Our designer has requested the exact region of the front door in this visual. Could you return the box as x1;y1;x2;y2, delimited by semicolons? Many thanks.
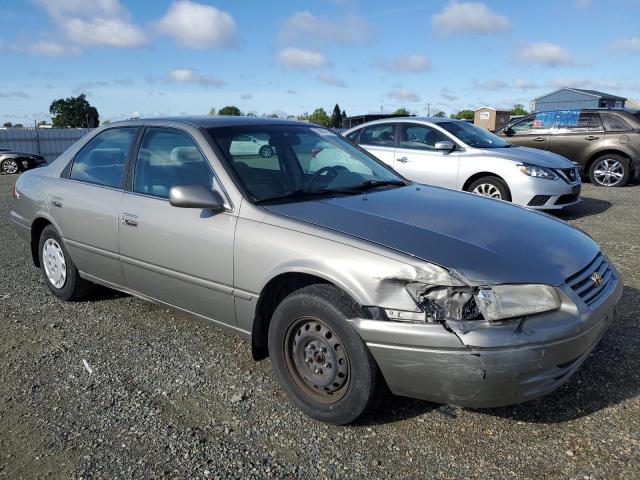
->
548;111;603;163
502;113;551;150
49;127;138;285
118;127;237;326
393;123;460;188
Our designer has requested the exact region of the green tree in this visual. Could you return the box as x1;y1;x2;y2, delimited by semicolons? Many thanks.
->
208;107;217;116
450;109;474;120
308;108;330;127
49;94;99;128
433;111;446;118
510;104;529;116
13;123;24;128
330;103;342;128
36;120;49;127
218;106;242;116
101;119;111;125
3;122;12;128
393;108;410;115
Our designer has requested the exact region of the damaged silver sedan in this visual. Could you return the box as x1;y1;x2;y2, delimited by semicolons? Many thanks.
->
10;117;622;425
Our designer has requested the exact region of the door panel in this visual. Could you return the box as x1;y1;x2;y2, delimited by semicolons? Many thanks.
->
118;126;237;326
393;123;460;188
502;114;550;150
548;112;603;163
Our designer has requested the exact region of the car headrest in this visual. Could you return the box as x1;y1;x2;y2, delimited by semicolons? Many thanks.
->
87;148;124;167
170;146;200;163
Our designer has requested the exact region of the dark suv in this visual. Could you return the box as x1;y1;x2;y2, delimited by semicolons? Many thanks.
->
496;109;640;187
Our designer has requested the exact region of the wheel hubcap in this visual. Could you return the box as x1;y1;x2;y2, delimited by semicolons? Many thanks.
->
284;317;349;402
473;183;502;199
594;159;624;186
42;238;67;289
2;160;18;174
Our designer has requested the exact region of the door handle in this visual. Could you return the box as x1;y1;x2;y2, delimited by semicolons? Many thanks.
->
121;213;138;228
533;137;546;142
585;135;599;141
51;200;63;208
396;157;409;163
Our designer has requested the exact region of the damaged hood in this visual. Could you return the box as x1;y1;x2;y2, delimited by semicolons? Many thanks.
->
263;185;599;285
480;146;574;168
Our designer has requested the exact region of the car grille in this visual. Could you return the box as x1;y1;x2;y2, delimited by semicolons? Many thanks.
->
553;167;579;184
565;252;615;307
528;195;551;206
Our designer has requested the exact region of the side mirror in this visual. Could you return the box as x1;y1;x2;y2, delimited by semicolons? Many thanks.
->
503;126;514;136
434;140;455;152
169;184;226;211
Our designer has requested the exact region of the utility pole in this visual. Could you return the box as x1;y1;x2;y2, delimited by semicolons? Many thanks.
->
427;103;431;116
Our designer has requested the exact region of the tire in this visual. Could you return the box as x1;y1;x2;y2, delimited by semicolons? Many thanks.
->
468;176;511;201
1;159;19;174
38;225;92;301
588;154;630;187
268;284;379;425
259;145;273;158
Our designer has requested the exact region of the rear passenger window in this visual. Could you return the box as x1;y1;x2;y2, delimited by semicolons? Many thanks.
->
133;128;214;199
359;124;396;147
70;128;137;188
600;113;632;132
345;130;360;142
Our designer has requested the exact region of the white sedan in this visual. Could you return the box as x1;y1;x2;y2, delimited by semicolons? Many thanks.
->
229;134;274;158
343;117;581;209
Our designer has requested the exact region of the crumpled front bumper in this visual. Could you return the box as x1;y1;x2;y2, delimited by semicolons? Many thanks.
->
350;278;623;408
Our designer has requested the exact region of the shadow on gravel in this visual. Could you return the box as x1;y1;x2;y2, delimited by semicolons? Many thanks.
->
553;196;611;221
85;285;129;301
356;388;439;426
475;285;640;424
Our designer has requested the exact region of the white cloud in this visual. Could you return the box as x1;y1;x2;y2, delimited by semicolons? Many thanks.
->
277;47;329;70
279;11;370;46
392;54;430;73
0;91;30;99
31;0;146;53
548;77;590;89
518;42;575;67
432;1;510;36
317;73;346;87
240;93;253;100
155;1;237;48
166;69;226;86
514;79;539;90
472;78;507;91
388;88;422;103
612;37;640;53
440;87;458;101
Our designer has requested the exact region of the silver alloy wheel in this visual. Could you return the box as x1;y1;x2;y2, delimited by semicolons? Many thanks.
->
593;158;624;186
473;183;502;199
1;159;18;174
42;238;67;289
260;146;272;158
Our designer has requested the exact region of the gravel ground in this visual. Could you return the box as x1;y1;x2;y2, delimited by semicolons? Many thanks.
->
1;173;639;479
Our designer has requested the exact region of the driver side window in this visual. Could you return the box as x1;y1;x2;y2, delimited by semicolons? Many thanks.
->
399;124;449;150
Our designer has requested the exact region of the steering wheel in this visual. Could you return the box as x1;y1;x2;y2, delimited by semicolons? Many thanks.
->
306;165;348;188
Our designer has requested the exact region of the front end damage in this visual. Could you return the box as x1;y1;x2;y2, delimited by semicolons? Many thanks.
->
349;262;623;408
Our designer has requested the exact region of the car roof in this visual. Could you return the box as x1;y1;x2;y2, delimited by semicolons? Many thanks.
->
107;116;312;129
346;116;458;129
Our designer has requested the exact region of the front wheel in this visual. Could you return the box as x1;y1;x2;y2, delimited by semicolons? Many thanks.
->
589;154;630;187
268;284;379;425
468;176;511;201
1;159;19;174
259;145;273;158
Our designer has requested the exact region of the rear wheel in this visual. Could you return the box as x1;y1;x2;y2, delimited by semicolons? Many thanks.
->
268;284;379;425
38;225;92;300
468;176;511;201
589;154;630;187
259;145;273;158
1;159;19;174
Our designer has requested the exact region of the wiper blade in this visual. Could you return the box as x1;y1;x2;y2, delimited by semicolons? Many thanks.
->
256;188;359;204
350;179;408;190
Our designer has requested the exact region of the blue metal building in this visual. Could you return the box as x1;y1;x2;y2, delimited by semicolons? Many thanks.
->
530;88;626;112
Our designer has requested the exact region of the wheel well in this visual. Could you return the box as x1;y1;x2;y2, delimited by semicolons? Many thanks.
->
30;218;52;267
251;272;331;360
462;172;508;193
585;150;631;175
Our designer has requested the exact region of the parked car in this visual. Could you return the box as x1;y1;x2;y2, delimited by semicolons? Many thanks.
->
228;133;274;158
495;109;640;187
11;117;622;425
0;148;46;174
344;118;581;210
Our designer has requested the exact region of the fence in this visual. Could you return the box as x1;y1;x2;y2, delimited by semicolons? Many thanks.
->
0;127;93;164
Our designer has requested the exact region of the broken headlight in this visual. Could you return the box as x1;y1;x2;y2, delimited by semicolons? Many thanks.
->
385;283;560;323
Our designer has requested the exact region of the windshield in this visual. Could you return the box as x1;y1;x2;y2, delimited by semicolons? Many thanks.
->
438;121;510;148
208;125;405;202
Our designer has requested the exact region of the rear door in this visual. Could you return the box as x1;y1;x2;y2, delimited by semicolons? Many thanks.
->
392;123;460;188
502;113;551;150
355;123;397;167
548;111;603;164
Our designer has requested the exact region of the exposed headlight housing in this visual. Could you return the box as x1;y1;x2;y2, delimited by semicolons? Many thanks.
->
518;163;557;180
385;283;560;323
